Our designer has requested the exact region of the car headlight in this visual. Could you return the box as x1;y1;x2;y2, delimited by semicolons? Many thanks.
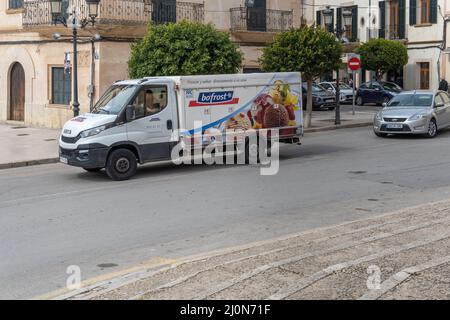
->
375;113;382;121
80;125;107;138
408;114;427;121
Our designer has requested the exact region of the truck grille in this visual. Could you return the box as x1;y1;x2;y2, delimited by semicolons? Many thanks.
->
61;135;80;144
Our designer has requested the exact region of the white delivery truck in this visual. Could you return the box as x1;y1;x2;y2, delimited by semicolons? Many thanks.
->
59;72;303;180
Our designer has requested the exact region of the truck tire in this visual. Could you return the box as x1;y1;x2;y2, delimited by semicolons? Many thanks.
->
105;149;137;181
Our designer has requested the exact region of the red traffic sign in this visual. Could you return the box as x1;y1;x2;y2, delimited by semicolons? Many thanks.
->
348;56;361;71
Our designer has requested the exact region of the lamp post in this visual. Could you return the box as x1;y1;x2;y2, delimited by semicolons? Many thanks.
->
322;6;353;125
50;0;101;117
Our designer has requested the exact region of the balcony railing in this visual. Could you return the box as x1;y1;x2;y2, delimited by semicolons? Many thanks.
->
22;0;203;28
230;7;293;33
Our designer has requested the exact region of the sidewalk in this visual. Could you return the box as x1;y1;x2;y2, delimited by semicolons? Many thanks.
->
306;104;379;132
0;106;377;169
57;199;450;300
0;122;60;169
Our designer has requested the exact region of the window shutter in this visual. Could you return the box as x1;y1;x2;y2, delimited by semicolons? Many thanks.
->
316;10;322;27
409;0;416;25
430;0;438;24
329;9;335;34
398;0;406;38
379;1;386;38
351;6;358;42
336;8;342;36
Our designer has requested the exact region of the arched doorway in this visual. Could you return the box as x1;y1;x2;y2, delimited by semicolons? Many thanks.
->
9;62;25;121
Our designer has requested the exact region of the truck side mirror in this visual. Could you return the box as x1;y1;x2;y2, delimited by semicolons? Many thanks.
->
125;105;136;122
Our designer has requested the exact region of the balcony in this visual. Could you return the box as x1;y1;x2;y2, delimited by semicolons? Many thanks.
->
380;25;407;40
22;0;204;36
230;7;293;33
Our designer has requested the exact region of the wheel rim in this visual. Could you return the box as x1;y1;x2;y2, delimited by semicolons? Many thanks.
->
115;157;130;173
428;121;437;136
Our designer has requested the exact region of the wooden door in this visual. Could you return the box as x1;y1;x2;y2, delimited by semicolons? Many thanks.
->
9;62;25;122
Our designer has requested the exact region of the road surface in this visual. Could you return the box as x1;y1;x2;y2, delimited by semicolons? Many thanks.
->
2;126;450;299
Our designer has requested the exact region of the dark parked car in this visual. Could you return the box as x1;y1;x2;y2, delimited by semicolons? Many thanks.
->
356;81;402;106
302;82;337;110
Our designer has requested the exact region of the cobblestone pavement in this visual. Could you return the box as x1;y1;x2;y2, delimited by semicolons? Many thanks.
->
60;200;450;300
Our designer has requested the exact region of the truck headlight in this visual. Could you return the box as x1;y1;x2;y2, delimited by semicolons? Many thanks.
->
408;114;427;121
80;125;107;138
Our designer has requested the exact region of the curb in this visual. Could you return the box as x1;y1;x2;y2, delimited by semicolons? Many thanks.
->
304;121;372;133
0;122;371;171
0;157;59;170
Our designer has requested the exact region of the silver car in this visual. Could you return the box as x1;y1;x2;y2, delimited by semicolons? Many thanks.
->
319;82;354;103
373;90;450;138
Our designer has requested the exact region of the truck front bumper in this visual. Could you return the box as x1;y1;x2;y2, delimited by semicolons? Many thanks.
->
59;145;109;169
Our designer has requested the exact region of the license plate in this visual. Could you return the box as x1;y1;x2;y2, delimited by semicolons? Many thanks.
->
387;123;403;129
325;99;334;102
60;156;68;164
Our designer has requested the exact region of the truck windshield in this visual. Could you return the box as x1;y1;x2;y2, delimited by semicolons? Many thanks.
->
92;85;137;115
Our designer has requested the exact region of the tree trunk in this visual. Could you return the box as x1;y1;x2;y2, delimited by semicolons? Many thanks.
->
304;79;313;128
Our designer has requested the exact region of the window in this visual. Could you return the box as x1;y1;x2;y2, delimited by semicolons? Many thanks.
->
51;67;71;105
9;0;23;9
435;93;444;106
440;92;450;104
131;86;168;119
419;0;431;23
418;62;430;89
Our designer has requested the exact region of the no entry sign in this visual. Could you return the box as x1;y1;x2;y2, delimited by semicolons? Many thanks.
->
348;56;361;71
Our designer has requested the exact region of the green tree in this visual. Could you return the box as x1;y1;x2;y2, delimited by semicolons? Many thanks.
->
128;21;242;78
356;38;408;80
260;26;343;128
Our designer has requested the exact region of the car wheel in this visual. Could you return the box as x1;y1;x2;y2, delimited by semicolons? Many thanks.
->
356;96;364;106
374;131;387;137
83;167;102;172
425;119;438;138
106;149;137;181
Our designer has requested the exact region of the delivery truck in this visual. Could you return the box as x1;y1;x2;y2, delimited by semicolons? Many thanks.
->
59;72;303;180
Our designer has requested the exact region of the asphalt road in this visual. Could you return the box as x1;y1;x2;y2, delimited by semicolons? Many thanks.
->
2;126;450;299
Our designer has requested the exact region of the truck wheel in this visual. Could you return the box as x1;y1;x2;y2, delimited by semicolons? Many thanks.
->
83;167;102;172
105;149;137;181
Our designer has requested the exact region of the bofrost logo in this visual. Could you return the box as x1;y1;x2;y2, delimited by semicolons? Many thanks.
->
170;121;280;175
189;91;239;107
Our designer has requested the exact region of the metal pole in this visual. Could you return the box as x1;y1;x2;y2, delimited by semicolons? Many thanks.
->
335;67;341;125
352;71;356;115
72;26;80;117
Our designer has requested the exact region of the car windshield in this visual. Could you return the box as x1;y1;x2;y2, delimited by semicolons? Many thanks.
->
339;83;351;89
387;93;433;107
382;82;402;92
92;85;138;115
311;84;325;92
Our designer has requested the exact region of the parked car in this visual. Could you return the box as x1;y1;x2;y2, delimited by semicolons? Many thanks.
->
356;81;402;106
373;90;450;138
319;81;354;104
302;82;337;110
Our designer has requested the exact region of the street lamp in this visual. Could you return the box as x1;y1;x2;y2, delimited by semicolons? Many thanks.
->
322;6;353;125
51;0;101;117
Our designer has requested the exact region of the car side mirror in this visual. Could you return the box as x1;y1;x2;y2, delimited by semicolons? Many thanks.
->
435;102;444;108
382;102;387;107
125;105;136;121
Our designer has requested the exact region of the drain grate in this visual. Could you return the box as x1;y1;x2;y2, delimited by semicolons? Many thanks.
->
11;126;27;129
17;133;29;136
44;139;57;141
